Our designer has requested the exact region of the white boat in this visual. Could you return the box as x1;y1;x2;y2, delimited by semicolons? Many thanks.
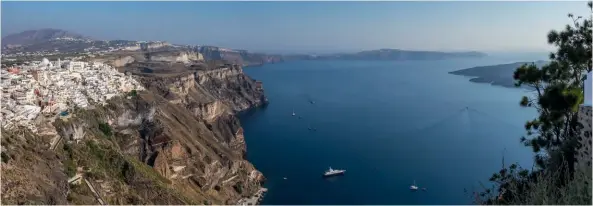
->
292;109;296;116
323;167;345;177
410;180;419;191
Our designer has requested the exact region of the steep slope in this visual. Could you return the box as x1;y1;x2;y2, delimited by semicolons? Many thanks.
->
1;61;268;205
1;128;69;205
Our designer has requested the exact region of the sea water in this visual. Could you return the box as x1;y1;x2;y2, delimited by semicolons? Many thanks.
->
240;54;544;204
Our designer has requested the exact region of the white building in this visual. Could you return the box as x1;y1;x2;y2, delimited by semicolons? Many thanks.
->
67;61;86;72
41;58;52;68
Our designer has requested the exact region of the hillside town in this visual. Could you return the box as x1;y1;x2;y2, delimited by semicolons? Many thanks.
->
1;57;145;133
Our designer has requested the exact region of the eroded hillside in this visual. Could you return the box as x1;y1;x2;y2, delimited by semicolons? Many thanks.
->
1;59;268;205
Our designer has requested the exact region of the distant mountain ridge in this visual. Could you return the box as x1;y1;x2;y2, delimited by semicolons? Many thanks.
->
449;60;549;88
1;29;170;54
2;28;487;64
2;28;91;46
292;49;486;61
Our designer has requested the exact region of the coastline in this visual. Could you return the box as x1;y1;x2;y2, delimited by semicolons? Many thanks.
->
237;188;268;205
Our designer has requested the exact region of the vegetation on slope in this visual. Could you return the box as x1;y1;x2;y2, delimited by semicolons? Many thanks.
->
1;128;69;205
476;2;592;204
0;96;198;205
51;96;198;205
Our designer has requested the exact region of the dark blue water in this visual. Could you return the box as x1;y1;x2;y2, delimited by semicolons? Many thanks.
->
239;55;543;205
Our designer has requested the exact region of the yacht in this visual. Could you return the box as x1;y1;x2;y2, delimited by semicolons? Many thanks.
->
323;167;345;177
410;180;419;191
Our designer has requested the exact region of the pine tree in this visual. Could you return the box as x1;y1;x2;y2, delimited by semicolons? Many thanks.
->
514;1;591;171
478;2;592;204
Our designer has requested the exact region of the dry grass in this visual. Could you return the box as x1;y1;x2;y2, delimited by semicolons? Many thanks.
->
504;164;592;205
476;158;592;205
1;128;69;205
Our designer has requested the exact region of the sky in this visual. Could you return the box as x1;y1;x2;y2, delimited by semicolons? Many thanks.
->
1;1;590;54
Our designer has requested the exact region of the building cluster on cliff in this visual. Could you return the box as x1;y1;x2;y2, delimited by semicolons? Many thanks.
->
1;57;145;132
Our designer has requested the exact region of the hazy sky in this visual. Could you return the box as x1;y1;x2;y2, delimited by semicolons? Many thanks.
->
1;1;590;54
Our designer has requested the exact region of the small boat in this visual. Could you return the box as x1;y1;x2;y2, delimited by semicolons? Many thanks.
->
310;100;315;104
323;167;345;177
410;180;419;191
283;177;288;180
292;109;296;116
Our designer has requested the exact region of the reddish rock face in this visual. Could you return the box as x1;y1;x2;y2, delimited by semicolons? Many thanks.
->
171;141;184;160
152;152;171;178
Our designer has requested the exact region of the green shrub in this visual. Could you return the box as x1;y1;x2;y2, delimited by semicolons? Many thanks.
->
65;159;77;178
233;182;243;194
129;90;137;97
63;144;73;158
98;122;112;137
1;152;10;163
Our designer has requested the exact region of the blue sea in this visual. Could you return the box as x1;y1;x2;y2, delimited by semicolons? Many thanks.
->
239;54;545;205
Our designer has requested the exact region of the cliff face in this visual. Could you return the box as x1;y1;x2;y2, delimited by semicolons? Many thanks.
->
137;64;267;156
91;48;206;69
151;51;204;63
97;51;205;68
123;41;171;51
132;64;268;204
1;62;267;205
198;46;283;66
139;64;267;112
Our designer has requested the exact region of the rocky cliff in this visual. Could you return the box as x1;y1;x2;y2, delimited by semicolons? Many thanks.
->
1;61;268;205
198;46;283;67
92;49;205;68
135;63;268;156
150;50;204;64
123;41;171;51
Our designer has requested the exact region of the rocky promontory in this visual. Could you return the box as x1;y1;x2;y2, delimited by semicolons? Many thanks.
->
449;60;548;88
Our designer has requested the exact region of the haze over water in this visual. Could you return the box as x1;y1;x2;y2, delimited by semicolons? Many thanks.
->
239;54;544;204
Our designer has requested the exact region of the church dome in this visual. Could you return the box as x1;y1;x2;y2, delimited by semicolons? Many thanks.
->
41;58;50;65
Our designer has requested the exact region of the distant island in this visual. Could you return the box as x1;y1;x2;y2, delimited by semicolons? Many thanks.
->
285;49;487;61
449;60;548;88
